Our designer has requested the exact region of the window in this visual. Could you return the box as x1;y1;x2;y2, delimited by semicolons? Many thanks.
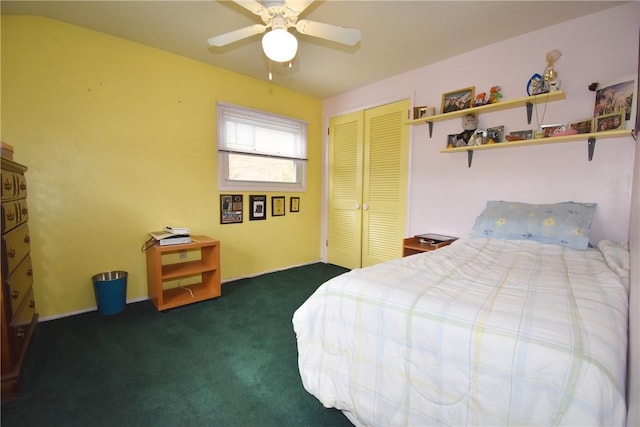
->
217;102;307;191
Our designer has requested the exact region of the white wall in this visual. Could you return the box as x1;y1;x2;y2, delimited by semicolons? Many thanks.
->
628;119;639;427
322;3;639;246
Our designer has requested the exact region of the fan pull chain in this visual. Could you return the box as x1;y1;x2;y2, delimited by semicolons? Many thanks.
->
268;60;273;81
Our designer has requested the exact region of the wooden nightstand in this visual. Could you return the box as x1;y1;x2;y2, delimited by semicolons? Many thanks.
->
402;235;457;257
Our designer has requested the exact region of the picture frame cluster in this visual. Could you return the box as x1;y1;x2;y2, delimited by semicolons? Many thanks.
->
220;195;300;224
555;77;633;136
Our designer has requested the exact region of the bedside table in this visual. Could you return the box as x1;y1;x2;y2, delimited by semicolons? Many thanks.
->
402;236;456;257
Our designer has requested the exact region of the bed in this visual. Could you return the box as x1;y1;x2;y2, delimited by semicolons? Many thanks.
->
293;201;630;426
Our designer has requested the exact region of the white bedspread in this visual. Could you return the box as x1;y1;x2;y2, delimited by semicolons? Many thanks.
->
293;238;629;426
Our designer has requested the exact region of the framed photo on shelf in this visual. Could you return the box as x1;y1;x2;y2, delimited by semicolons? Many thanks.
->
290;197;300;213
595;112;625;132
441;86;475;114
220;194;243;224
446;134;458;149
507;130;534;141
413;106;428;119
485;125;505;143
540;123;565;138
249;195;266;220
569;118;593;134
271;196;285;217
593;75;637;123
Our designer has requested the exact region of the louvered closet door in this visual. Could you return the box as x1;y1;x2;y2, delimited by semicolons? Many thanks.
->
361;99;409;267
327;100;409;269
327;110;364;269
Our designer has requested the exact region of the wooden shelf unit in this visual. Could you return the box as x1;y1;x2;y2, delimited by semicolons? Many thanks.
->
146;235;221;311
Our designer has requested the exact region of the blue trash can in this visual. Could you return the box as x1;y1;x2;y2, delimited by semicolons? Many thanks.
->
92;271;127;315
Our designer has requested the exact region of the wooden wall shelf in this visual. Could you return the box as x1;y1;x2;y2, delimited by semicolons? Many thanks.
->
407;91;566;129
440;129;633;166
406;90;634;166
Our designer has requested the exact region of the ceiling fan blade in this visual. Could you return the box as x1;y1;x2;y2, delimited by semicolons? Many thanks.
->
231;0;267;16
295;19;360;46
284;0;314;15
207;24;267;47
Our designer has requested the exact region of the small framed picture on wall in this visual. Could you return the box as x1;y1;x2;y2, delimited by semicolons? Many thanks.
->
290;197;300;213
220;194;243;224
271;196;285;217
249;195;266;220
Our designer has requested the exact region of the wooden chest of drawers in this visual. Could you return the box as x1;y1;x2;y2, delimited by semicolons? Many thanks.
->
1;156;38;400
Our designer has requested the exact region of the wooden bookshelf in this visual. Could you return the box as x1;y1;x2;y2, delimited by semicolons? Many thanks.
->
146;235;221;311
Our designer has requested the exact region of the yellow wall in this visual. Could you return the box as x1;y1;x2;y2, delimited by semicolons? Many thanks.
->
1;16;323;318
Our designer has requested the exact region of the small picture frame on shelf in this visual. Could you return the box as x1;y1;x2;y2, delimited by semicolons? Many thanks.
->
290;196;300;213
220;194;243;224
441;86;475;114
271;196;285;217
569;118;593;134
447;133;471;148
413;106;428;119
595;112;625;132
485;125;505;143
249;195;266;220
540;123;565;138
506;130;534;141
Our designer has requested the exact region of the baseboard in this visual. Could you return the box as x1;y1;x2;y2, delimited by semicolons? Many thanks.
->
38;296;149;322
37;261;325;322
221;259;324;284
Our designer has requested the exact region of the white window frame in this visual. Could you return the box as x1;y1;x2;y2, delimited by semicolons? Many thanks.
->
217;102;307;192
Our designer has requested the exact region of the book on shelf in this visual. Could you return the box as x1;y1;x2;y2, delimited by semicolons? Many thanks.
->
414;233;458;247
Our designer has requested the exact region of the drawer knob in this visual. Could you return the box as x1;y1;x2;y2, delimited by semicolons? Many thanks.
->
11;290;19;299
16;327;25;339
8;248;15;258
21;207;28;215
24;234;30;243
7;211;15;221
19;183;27;191
29;299;35;308
27;267;33;276
3;179;12;191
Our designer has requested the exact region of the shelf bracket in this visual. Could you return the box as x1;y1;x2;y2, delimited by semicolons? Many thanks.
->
467;150;473;168
588;137;596;161
526;102;533;124
428;121;433;138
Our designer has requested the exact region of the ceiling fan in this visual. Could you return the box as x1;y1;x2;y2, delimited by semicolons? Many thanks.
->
207;0;361;63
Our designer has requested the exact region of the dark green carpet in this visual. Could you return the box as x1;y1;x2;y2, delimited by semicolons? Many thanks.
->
1;262;352;427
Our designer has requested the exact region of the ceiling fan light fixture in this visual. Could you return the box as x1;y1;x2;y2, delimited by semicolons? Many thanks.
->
262;28;298;62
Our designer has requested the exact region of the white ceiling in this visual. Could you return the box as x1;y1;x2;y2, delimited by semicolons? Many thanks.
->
1;0;628;99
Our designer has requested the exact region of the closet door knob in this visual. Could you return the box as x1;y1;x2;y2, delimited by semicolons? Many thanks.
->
363;204;369;210
355;202;360;209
